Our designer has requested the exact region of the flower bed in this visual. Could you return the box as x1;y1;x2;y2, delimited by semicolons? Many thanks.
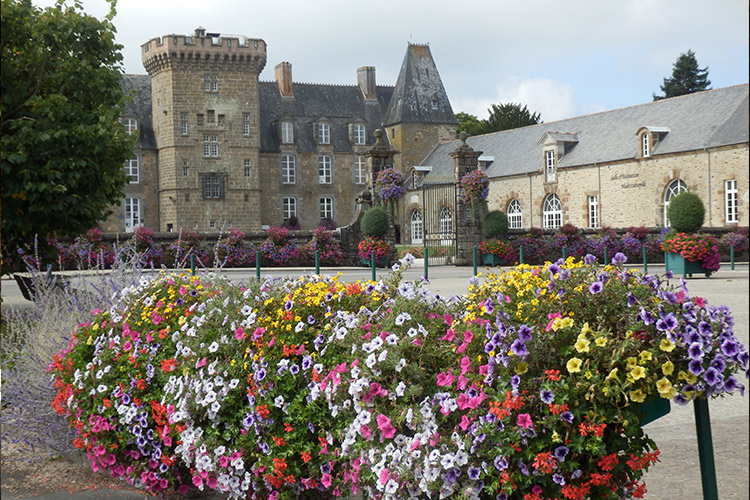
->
44;256;750;499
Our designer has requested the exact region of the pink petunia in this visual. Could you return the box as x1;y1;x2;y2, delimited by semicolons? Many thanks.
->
234;327;245;340
380;469;390;485
361;424;372;441
459;415;472;431
321;473;332;488
376;414;396;440
460;356;472;375
517;413;533;429
436;371;456;387
440;329;455;342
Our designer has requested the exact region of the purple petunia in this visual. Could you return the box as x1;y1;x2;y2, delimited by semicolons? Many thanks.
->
656;312;678;332
540;389;554;404
584;254;597;266
721;339;739;357
588;281;603;295
468;466;481;480
510;339;528;357
611;252;627;265
517;325;532;342
560;411;574;423
554;445;569;462
494;455;509;471
688;359;704;376
703;367;722;386
688;342;704;360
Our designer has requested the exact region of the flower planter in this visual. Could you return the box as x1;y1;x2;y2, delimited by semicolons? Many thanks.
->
481;253;505;266
635;396;671;426
665;252;712;277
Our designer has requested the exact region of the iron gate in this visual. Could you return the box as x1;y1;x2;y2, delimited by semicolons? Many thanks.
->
422;183;456;266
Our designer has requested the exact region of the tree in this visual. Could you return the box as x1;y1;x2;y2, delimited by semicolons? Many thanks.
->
653;49;711;101
1;0;134;259
456;103;542;137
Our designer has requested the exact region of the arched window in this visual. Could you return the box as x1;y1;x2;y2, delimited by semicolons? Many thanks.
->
664;179;687;226
542;194;562;229
507;199;522;229
439;206;453;235
411;210;423;245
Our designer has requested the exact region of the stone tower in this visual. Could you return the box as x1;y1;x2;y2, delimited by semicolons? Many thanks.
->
142;28;267;232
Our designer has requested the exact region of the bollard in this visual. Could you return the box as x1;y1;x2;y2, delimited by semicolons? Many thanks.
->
694;398;719;500
424;247;429;281
256;251;261;280
190;255;196;275
371;250;376;282
562;245;567;260
642;245;648;274
315;250;320;275
473;246;478;276
603;247;608;266
730;244;735;270
519;245;524;265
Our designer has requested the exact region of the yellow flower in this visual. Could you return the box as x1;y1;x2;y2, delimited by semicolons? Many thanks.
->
626;357;638;369
629;389;647;403
595;337;607;347
660;339;676;352
630;365;647;381
515;362;529;374
606;368;619;381
584;370;593;380
551;431;561;443
639;350;653;363
574;337;590;353
580;322;593;336
656;377;676;399
566;357;583;373
661;360;674;376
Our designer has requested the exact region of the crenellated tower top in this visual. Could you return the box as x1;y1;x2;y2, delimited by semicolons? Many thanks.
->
141;27;267;75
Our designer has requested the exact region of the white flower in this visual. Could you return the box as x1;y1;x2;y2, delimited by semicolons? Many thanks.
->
385;479;399;495
395;312;412;325
385;334;399;345
97;384;108;393
395;381;406;397
365;353;377;368
395;359;407;372
378;349;388;362
208;341;219;353
440;453;455;469
274;395;285;407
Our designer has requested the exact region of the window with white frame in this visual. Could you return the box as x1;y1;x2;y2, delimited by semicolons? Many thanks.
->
244;159;251;178
319;197;333;220
281;121;294;144
588;195;599;229
203;135;219;157
281;155;296;184
543;194;562;229
124;198;141;233
204;73;218;91
439;206;453;235
663;179;687;226
411;210;423;245
182;166;189;177
124;154;139;183
725;179;738;223
317;122;330;145
353;123;366;145
124;118;138;135
412;170;421;189
642;132;650;157
354;156;366;184
243;113;250;135
180;113;188;135
318;155;332;184
202;173;223;199
282;197;297;220
507;199;522;229
545;150;556;182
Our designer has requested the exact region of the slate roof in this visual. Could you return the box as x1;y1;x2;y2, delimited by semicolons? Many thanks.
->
258;82;394;152
382;43;456;127
121;74;156;149
421;84;749;183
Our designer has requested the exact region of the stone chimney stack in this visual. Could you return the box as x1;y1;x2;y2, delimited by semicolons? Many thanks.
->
357;66;377;101
194;26;206;37
275;62;293;98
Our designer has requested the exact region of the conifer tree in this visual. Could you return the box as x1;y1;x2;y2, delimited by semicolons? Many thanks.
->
653;50;711;100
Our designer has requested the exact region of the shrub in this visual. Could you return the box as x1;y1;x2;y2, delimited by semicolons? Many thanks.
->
361;206;389;238
213;228;255;267
302;227;343;266
667;192;705;233
482;210;509;238
283;215;301;231
259;226;300;266
719;229;749;253
318;217;337;230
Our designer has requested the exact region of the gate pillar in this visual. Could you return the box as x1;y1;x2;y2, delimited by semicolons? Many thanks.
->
450;132;483;266
365;129;401;261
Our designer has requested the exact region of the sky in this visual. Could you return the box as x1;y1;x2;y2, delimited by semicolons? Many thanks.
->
32;0;749;123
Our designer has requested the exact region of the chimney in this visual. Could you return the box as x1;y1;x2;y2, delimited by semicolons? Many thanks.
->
194;26;206;37
357;66;377;101
275;62;293;98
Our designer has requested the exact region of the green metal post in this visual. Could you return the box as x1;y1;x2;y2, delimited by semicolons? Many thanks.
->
255;251;261;280
603;247;608;266
472;246;478;276
519;245;524;265
190;255;196;275
371;250;376;282
730;244;735;270
424;247;429;280
642;245;648;274
315;250;320;275
693;398;719;500
562;246;567;261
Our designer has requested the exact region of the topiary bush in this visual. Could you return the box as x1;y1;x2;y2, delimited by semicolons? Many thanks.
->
361;206;389;238
482;210;509;238
667;191;705;233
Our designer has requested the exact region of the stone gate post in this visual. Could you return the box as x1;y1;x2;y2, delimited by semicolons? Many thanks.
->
450;132;483;266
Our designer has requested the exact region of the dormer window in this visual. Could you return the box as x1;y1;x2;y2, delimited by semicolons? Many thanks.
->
642;132;650;157
317;122;330;145
124;118;138;135
545;150;556;182
280;121;294;144
636;126;669;158
430;99;439;110
353;123;366;145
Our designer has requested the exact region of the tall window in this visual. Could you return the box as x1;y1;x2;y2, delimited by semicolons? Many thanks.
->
642;133;650;157
588;195;599;229
244;159;252;178
411;210;423;245
545;150;556;182
282;197;297;220
124;118;138;135
319;197;333;220
317;123;330;145
243;114;250;135
180;113;188;135
202;173;223;199
281;155;296;184
124;198;141;233
507;199;522;229
543;194;562;229
354;156;366;184
124;154;139;184
203;135;219;157
664;179;687;226
353;123;366;145
725;179;738;223
204;73;218;91
439;206;453;235
318;155;332;184
281;121;294;144
412;170;421;189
